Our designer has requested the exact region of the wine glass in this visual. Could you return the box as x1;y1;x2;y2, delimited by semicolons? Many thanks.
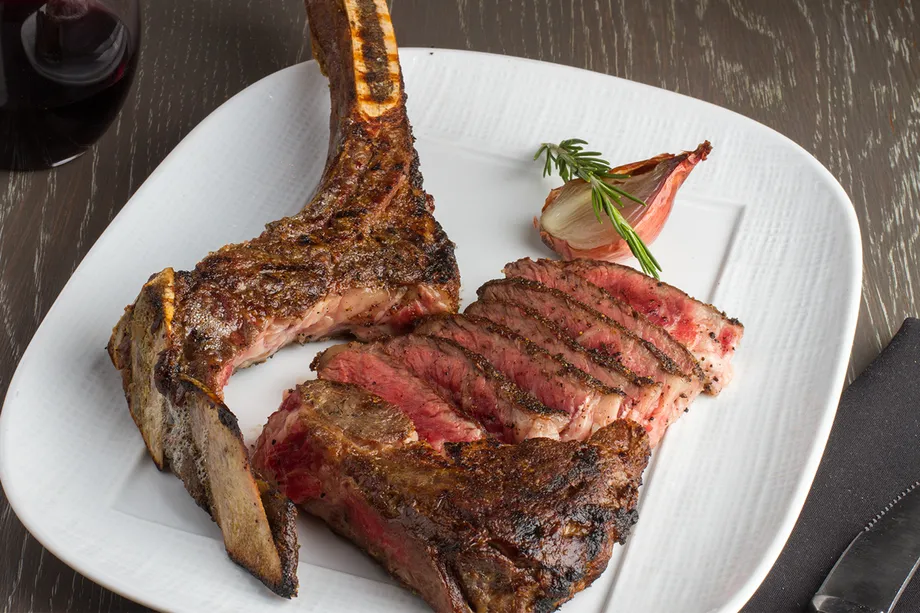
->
0;0;141;171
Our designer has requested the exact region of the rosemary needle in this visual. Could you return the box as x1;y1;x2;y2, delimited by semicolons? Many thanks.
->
534;139;662;278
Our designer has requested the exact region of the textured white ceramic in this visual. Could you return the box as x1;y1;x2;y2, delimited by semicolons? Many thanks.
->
0;50;861;613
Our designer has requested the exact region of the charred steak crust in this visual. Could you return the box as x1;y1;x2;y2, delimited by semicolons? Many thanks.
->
311;342;487;448
476;278;704;446
465;299;657;390
502;258;706;387
313;334;571;443
378;334;570;442
108;0;460;595
417;314;625;396
414;313;629;442
393;334;563;417
252;381;650;613
506;258;743;393
464;299;666;436
478;278;687;379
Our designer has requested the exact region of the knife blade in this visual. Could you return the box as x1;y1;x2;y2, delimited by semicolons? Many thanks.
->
812;481;920;613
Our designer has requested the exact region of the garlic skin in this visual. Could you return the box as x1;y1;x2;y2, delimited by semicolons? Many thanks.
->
537;142;712;262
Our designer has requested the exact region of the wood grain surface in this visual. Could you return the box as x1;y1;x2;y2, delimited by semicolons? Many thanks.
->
1;1;916;611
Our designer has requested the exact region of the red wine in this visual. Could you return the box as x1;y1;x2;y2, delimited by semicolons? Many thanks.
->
0;1;139;171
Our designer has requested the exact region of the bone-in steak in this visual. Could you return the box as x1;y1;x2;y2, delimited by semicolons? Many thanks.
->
252;380;650;613
415;314;626;440
478;279;702;446
107;0;460;594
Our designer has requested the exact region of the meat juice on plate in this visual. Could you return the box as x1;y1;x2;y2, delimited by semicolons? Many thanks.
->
0;0;139;170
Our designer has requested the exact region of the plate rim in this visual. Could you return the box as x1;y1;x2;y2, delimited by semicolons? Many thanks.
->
0;47;863;613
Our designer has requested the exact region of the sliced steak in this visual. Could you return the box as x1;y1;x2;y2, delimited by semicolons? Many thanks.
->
478;279;702;446
507;258;743;393
465;299;662;429
252;380;650;613
107;1;461;591
313;343;484;449
503;257;704;388
375;334;569;442
415;315;626;440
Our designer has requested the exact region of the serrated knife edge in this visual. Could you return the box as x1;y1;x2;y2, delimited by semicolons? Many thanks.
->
863;481;920;532
812;479;920;613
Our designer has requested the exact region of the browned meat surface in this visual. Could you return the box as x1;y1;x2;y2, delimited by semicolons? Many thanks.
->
312;343;485;449
507;258;743;394
503;258;704;388
415;314;626;440
252;380;650;613
465;299;662;429
106;0;460;594
478;279;702;446
369;334;570;442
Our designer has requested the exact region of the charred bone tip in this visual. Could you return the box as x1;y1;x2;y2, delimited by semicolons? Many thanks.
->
344;0;401;118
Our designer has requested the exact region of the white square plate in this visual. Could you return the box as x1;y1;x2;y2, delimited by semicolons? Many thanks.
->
0;49;861;612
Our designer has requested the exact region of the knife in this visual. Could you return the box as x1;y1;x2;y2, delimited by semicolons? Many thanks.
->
812;480;920;613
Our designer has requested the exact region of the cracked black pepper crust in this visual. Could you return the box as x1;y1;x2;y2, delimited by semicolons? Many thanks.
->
108;0;459;598
254;380;650;613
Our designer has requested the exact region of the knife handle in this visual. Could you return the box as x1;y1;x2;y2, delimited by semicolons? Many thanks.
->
811;595;884;613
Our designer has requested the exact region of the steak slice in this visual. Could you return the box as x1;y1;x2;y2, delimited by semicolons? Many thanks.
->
107;0;460;593
507;258;743;393
465;299;662;430
312;343;485;449
415;315;626;440
252;380;650;613
478;279;702;446
503;258;705;389
374;334;570;442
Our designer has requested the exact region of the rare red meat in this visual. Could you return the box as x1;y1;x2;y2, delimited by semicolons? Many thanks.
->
507;258;743;393
415;314;626;440
252;380;650;613
312;343;485;449
478;279;702;446
465;299;663;429
374;334;570;442
503;258;704;387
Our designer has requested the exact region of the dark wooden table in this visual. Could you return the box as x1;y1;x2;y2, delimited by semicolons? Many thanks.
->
1;1;916;611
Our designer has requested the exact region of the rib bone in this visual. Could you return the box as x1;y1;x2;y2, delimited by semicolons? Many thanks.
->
108;0;460;595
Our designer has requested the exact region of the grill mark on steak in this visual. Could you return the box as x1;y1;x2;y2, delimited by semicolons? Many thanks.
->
375;334;570;442
507;258;743;394
477;279;703;446
312;343;486;449
107;0;460;594
414;314;627;441
503;258;707;390
252;380;650;613
465;299;664;434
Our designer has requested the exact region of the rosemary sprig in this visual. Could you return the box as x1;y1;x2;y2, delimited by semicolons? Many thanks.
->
534;139;661;278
